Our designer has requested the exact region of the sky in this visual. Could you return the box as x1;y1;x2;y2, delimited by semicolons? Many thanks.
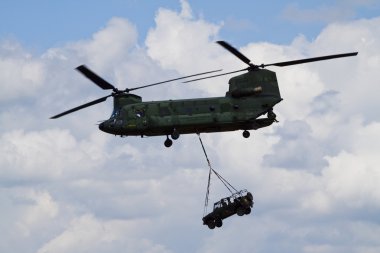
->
1;1;380;253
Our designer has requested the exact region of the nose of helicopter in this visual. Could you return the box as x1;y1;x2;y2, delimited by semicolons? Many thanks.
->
98;121;106;132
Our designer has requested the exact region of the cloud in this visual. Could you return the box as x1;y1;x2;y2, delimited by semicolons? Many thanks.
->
1;2;380;253
69;17;138;71
14;189;59;236
145;1;221;75
0;41;45;101
322;121;380;208
0;129;108;184
36;214;172;253
307;18;380;122
263;120;328;171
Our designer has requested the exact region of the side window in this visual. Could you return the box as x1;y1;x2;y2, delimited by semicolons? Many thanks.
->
214;202;222;209
135;108;145;118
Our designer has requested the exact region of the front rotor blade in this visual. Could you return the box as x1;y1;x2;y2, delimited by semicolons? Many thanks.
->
183;68;248;83
50;95;111;119
264;52;358;67
126;69;223;92
76;65;116;91
217;41;252;66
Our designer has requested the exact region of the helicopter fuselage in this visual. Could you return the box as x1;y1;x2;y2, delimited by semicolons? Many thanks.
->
99;95;281;137
99;69;282;139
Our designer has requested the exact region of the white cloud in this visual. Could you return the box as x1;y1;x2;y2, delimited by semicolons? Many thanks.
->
0;41;45;101
15;189;59;237
36;214;172;253
309;18;380;121
146;2;221;75
71;17;138;71
1;2;380;253
0;129;108;183
322;122;380;209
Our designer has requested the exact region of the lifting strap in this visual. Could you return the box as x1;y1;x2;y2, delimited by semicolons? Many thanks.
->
197;134;238;215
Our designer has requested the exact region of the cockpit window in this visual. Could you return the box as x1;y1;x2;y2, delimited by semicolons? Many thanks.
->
110;108;120;119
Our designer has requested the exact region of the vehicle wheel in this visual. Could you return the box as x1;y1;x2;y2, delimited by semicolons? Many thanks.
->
237;207;245;216
171;129;180;140
215;218;223;228
164;138;173;148
243;130;250;138
207;221;216;229
244;207;251;215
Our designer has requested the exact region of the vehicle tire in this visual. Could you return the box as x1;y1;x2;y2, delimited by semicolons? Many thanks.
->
243;130;250;138
215;218;223;228
237;207;245;216
244;207;251;215
207;221;216;229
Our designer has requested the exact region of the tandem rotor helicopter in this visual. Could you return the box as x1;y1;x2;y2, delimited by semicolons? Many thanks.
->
51;41;358;147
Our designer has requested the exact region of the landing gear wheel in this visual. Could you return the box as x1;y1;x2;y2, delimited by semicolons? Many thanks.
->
171;129;180;140
244;207;251;215
215;218;223;228
243;130;250;138
164;137;173;148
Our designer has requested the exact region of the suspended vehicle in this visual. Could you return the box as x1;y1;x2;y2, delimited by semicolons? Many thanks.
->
197;134;253;229
50;41;358;147
202;190;254;229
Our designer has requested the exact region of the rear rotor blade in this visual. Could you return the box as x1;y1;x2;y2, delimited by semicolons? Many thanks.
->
183;68;248;83
76;65;117;91
263;52;358;68
126;68;223;92
217;41;252;66
50;95;111;119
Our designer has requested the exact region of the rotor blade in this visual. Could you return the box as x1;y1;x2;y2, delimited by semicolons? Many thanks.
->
264;52;358;68
183;68;248;83
76;65;117;91
50;95;111;119
217;41;252;66
126;69;223;92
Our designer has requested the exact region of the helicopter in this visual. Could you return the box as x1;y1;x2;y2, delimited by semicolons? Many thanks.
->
51;41;358;147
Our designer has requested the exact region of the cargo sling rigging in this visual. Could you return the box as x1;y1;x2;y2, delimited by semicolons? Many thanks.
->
197;134;238;215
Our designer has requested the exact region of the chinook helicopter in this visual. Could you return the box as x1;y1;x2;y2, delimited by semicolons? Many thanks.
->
51;41;357;147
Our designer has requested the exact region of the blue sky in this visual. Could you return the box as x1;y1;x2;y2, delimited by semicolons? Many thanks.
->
1;1;380;253
2;0;379;51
